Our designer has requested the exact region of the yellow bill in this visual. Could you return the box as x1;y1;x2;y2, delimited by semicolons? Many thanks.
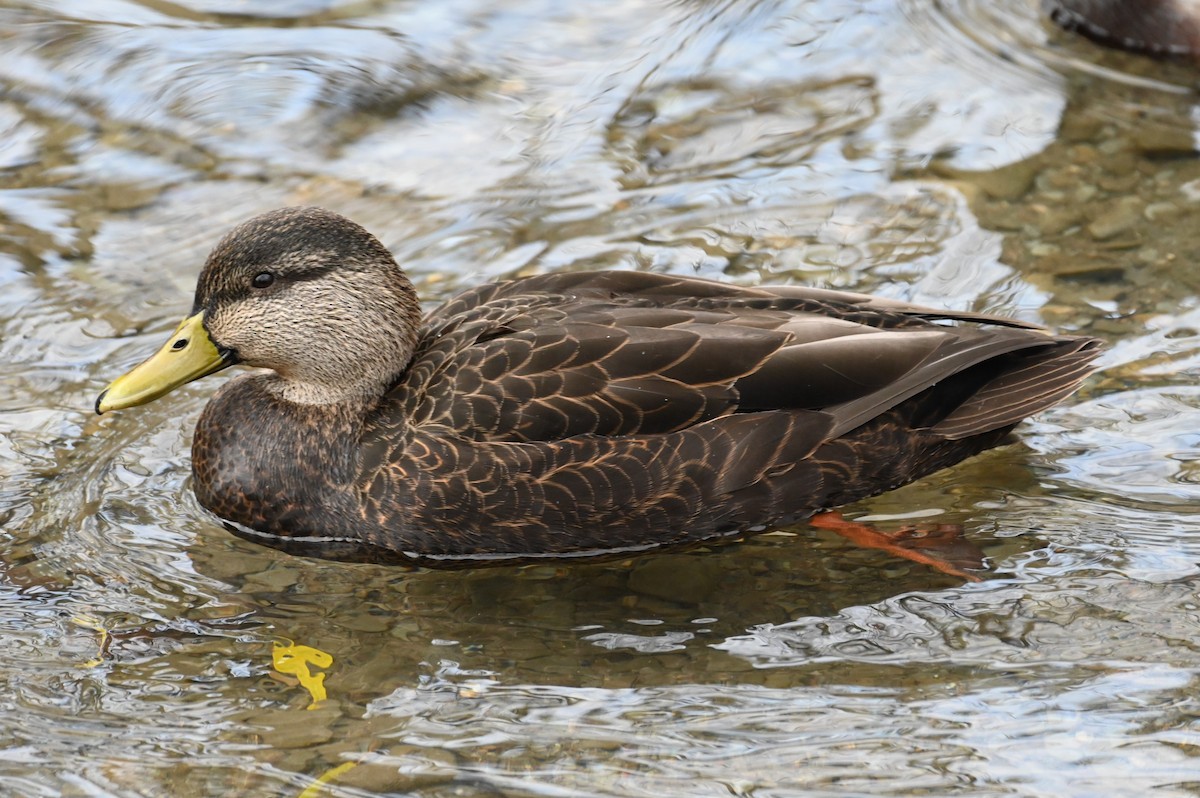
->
96;312;234;414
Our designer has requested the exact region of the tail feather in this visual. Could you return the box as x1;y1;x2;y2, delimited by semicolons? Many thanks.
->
931;339;1103;440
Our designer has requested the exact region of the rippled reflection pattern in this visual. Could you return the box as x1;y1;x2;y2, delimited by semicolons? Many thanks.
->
2;0;1200;795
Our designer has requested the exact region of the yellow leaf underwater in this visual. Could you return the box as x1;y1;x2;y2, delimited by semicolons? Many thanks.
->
272;640;333;709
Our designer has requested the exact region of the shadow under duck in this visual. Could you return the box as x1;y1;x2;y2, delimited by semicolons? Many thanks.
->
97;207;1103;568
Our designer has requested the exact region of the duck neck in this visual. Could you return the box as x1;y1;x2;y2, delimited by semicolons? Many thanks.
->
263;371;396;407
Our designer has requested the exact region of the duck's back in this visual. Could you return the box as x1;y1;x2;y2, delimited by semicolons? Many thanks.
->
386;271;1099;444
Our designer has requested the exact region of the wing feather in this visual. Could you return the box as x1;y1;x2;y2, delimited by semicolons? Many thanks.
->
386;270;1100;451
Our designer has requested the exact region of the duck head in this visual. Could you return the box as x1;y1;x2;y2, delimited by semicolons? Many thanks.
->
96;207;422;413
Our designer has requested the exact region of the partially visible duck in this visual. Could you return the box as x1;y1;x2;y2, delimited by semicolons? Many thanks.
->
1048;0;1200;59
96;207;1103;568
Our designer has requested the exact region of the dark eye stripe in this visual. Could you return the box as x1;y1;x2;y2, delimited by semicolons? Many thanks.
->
250;265;336;291
287;264;338;284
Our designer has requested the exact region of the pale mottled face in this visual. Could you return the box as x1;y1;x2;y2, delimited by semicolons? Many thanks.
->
195;207;422;404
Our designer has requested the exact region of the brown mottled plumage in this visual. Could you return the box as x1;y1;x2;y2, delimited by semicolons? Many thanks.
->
99;207;1103;567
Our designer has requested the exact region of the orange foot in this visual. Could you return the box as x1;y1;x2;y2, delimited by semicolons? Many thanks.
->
809;511;985;582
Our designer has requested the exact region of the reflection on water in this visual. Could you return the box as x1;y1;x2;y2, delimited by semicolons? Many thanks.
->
2;0;1200;795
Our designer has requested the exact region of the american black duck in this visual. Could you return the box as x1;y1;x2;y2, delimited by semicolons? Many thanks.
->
97;207;1103;568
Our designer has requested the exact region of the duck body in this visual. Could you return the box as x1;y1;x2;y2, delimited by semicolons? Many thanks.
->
98;209;1103;567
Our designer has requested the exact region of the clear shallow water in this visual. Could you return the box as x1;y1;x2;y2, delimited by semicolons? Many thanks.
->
2;0;1200;795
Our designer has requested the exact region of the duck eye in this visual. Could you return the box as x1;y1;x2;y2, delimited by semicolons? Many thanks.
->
252;272;275;289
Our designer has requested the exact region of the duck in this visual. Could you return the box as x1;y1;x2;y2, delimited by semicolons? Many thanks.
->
1047;0;1200;59
96;207;1103;568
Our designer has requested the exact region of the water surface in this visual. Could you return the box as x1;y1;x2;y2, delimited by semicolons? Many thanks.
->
2;0;1200;795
